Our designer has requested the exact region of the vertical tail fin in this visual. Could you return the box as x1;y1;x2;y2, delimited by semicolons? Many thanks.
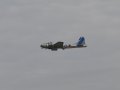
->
77;37;85;46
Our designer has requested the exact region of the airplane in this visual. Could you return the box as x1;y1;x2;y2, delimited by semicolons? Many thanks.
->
40;37;87;51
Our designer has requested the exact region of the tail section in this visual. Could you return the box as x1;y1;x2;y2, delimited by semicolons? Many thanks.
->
77;37;85;46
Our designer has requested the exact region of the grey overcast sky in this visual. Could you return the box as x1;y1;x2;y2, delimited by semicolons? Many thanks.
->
0;0;120;90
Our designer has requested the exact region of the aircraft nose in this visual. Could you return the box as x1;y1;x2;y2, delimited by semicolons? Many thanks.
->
40;45;43;48
40;44;46;48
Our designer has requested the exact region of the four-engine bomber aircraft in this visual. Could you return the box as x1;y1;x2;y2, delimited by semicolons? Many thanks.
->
40;37;87;51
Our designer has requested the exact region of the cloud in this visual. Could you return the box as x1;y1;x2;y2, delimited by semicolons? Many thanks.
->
0;0;120;90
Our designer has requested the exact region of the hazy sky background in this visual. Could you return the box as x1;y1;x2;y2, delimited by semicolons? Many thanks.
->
0;0;120;90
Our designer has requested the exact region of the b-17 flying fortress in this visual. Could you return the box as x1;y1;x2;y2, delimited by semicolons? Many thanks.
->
40;37;87;51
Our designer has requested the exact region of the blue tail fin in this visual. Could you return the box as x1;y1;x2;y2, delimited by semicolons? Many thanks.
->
77;37;85;46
